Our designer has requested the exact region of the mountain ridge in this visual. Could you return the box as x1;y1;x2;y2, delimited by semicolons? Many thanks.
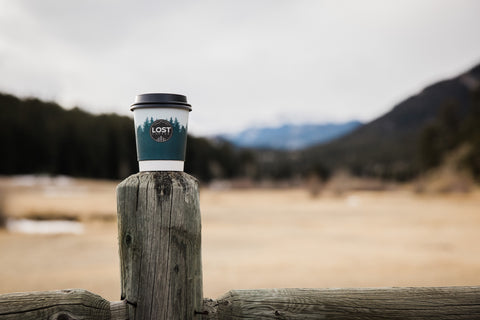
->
300;62;480;181
219;120;363;150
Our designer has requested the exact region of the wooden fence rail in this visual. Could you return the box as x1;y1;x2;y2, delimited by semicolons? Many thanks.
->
203;287;480;319
0;289;127;320
1;171;480;319
1;286;480;319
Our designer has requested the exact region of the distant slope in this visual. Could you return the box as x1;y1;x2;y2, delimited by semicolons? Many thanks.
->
0;93;257;182
0;93;138;179
302;63;480;180
220;121;362;150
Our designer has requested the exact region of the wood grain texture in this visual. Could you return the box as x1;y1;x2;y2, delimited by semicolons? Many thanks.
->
117;171;203;320
110;300;128;320
0;289;124;320
204;287;480;319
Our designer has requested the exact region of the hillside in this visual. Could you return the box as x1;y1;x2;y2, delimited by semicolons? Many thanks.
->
302;63;480;181
220;121;362;150
0;94;137;179
0;93;255;182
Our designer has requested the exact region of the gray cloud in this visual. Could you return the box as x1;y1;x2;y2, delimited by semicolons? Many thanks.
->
1;0;480;135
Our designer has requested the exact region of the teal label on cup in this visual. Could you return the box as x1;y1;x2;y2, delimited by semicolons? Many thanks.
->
136;116;188;161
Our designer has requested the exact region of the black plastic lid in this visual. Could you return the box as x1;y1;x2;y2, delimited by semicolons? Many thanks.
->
131;93;192;111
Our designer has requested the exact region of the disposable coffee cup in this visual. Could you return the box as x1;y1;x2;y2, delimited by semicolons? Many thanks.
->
131;93;192;171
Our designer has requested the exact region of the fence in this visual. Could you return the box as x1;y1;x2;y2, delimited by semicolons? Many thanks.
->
1;172;479;319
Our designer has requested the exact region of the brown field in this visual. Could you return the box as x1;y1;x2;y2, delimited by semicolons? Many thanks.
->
1;176;480;301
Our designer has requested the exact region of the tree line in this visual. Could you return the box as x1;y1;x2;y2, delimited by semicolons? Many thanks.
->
419;89;480;181
0;92;256;182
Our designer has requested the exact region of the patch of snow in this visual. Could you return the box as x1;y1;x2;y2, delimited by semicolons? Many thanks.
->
6;219;84;235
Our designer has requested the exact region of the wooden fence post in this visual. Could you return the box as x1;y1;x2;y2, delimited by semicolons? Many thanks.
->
116;171;203;320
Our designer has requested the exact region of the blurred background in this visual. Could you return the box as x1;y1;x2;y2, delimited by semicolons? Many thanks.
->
0;0;480;300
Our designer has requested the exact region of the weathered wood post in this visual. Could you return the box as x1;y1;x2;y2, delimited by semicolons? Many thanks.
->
116;171;203;319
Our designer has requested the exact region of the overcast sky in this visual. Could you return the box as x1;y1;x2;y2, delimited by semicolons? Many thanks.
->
1;0;480;136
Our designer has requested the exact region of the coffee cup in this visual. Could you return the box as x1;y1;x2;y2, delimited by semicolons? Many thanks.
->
131;93;192;171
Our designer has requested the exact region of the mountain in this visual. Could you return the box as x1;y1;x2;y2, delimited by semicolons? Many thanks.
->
301;62;480;181
220;121;362;150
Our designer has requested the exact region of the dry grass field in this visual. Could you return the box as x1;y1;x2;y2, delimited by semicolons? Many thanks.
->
1;175;480;301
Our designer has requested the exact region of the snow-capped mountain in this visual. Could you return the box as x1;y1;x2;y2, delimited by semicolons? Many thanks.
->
219;121;362;150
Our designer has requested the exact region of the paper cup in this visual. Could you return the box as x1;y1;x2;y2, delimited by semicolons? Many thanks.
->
131;93;192;171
